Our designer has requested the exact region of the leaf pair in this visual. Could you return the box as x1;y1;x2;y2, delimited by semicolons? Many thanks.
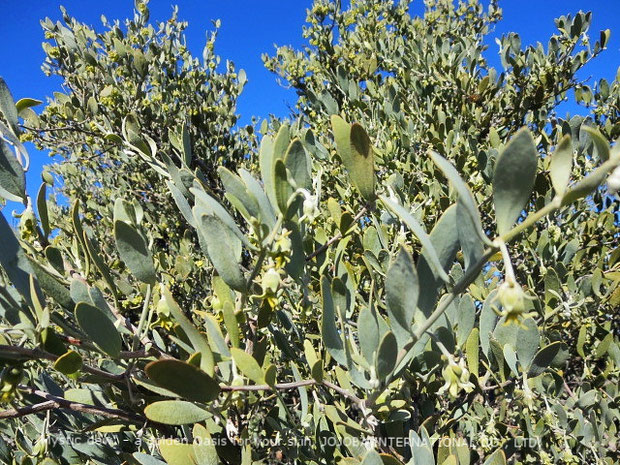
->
259;124;311;216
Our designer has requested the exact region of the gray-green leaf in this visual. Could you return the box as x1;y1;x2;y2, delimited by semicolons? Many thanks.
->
114;220;156;285
0;141;25;202
493;128;538;236
331;115;375;201
386;246;418;334
549;135;573;198
144;400;209;425
196;214;246;292
74;302;121;358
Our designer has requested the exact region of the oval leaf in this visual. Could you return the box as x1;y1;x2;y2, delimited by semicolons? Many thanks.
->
493;128;538;236
386;247;418;333
145;359;220;403
375;331;398;379
74;302;121;358
196;214;246;292
231;347;264;384
549;135;573;197
53;350;82;375
331;115;375;201
114;221;156;285
0;140;26;202
528;341;563;377
144;400;209;425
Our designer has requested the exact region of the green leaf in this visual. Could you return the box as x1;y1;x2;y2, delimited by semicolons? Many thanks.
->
358;304;380;364
0;77;20;136
15;98;42;114
0;140;26;203
259;134;276;208
144;400;209;425
503;344;518;375
240;169;276;227
218;166;260;220
492;128;538;236
456;199;484;271
74;302;121;358
274;158;294;215
83;232;119;301
192;188;249;248
231;347;265;384
409;429;435;465
549;135;573;197
45;247;64;274
53;350;82;375
361;450;383;465
429;150;489;245
416;204;460;317
192;424;220;465
482;450;506;465
162;287;215;375
515;318;539;369
114;220;156;285
260;124;289;208
386;246;418;333
479;290;499;357
466;328;479;378
331;116;375;201
222;301;240;349
284;138;312;190
582;126;609;162
381;196;449;282
145;359;220;403
37;183;50;237
167;180;195;227
528;341;563;377
133;453;166;465
195;214;246;292
321;276;346;366
158;440;195;465
561;164;609;206
375;331;398;379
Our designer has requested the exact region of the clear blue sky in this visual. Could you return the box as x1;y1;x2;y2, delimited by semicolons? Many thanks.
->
1;0;619;217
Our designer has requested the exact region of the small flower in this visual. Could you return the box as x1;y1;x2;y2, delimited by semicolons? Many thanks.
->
438;356;474;398
299;188;320;222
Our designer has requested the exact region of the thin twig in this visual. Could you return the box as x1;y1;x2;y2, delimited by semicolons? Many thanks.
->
0;385;148;426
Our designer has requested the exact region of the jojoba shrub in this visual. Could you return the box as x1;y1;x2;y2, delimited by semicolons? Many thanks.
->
0;1;619;464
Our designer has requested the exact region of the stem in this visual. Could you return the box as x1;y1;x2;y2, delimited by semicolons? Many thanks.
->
0;385;148;426
496;239;516;283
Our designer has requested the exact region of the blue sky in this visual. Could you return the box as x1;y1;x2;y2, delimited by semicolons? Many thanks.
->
1;0;619;218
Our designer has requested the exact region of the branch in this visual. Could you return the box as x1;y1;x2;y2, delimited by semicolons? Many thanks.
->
0;385;148;426
0;400;57;420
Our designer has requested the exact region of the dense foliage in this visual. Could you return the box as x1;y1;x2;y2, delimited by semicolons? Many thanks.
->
0;1;619;465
